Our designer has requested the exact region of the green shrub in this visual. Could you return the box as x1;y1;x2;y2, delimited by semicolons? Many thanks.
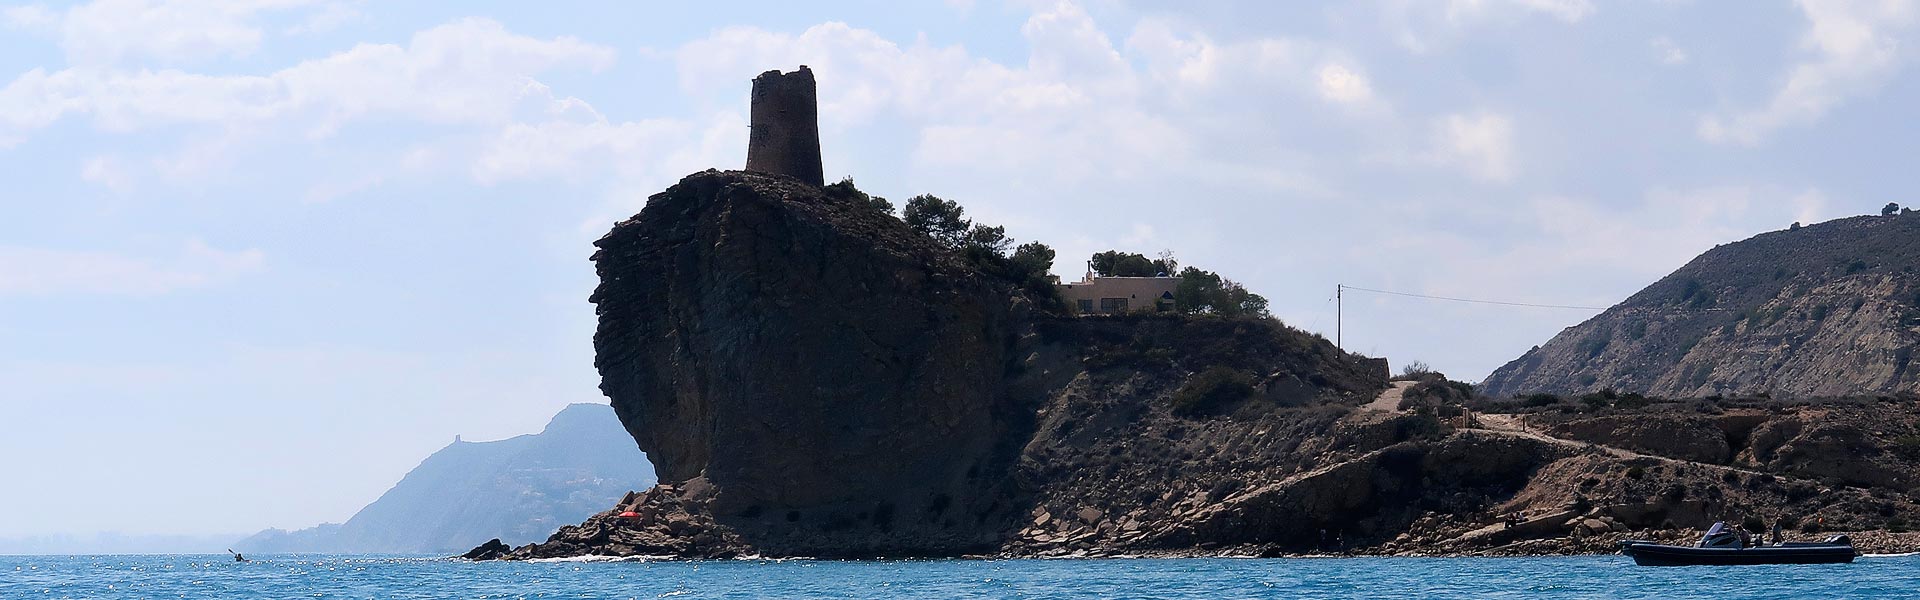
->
902;194;970;247
1614;393;1652;409
1171;366;1256;417
1089;250;1171;277
1894;435;1920;459
1174;267;1270;318
1662;485;1689;503
1521;393;1561;408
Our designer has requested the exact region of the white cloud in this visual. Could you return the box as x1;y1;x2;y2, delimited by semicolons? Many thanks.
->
0;239;264;296
1;17;614;133
2;4;56;28
1385;0;1594;54
1649;36;1689;65
1365;185;1827;323
1789;188;1833;225
80;155;132;192
1446;0;1596;24
1316;63;1375;104
8;0;357;66
1128;20;1389;113
284;1;359;36
1431;112;1516;182
1021;1;1132;86
0;17;615;164
671;4;1391;187
1699;0;1920;145
1118;223;1159;247
473;117;693;185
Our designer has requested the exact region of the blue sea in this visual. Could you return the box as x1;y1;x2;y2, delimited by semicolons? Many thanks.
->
4;553;1917;599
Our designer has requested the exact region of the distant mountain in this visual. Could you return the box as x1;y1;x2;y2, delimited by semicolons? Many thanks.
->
237;403;653;553
1483;213;1920;397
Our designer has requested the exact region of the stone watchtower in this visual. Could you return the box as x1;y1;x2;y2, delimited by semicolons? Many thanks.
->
744;66;825;187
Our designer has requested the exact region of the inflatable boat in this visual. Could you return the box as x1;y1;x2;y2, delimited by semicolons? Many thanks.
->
1619;522;1855;566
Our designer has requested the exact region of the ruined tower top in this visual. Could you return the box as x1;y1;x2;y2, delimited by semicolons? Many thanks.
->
744;66;824;187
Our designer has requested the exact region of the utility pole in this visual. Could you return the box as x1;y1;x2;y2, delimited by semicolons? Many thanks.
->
1336;284;1343;350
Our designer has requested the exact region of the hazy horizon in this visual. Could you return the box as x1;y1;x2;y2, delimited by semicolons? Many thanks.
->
0;401;620;554
7;0;1920;540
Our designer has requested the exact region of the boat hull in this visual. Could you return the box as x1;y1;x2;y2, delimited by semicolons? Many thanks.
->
1620;542;1856;566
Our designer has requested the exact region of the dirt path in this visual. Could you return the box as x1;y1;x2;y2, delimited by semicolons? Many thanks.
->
1357;383;1761;476
1473;413;1633;458
1472;412;1762;475
1360;381;1419;412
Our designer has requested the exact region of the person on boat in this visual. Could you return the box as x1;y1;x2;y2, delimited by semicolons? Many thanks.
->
228;549;247;562
1771;520;1784;546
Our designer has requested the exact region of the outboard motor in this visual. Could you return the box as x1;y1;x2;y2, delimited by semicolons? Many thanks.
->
1823;534;1852;546
1697;522;1743;549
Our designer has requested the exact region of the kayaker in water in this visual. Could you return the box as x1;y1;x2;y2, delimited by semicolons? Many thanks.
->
228;549;247;562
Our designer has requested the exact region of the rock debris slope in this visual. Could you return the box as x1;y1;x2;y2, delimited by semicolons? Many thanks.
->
1484;214;1920;398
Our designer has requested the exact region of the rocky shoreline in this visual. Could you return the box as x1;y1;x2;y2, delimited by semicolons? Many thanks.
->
470;527;1920;561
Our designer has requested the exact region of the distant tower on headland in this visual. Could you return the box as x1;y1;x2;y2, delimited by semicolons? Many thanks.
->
744;66;824;187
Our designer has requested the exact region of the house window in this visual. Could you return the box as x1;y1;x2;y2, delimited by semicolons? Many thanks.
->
1099;297;1128;313
1077;299;1094;313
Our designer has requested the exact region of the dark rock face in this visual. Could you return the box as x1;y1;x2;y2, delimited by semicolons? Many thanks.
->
590;170;1026;555
1483;214;1920;398
460;539;510;560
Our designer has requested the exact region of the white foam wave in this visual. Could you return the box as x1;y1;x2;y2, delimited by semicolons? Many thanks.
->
528;554;673;563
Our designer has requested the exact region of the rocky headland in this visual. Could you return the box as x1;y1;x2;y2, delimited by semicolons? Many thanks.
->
470;170;1920;561
469;68;1920;561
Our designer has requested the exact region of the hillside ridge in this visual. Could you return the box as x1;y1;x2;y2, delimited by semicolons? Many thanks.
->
1483;213;1920;398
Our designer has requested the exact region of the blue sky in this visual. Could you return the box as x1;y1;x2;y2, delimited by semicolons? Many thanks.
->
3;0;1917;538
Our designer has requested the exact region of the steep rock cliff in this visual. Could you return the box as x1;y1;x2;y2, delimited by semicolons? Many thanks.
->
565;170;1389;557
1483;214;1920;398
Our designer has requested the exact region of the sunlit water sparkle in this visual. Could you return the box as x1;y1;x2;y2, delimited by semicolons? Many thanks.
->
3;553;1915;598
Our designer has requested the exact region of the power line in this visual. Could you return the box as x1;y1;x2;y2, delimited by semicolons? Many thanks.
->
1340;284;1610;311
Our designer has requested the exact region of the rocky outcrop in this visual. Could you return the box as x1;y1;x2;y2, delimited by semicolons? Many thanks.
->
481;173;1920;561
1482;214;1920;398
588;170;1036;556
460;539;510;560
487;170;1399;559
